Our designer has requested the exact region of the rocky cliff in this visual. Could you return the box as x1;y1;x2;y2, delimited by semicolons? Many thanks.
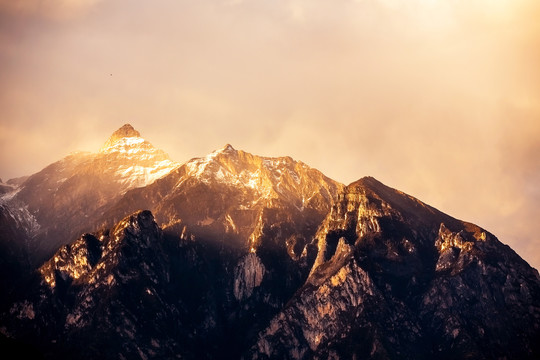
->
248;177;540;359
1;129;538;360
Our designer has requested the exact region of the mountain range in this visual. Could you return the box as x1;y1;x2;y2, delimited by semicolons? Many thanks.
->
1;124;539;359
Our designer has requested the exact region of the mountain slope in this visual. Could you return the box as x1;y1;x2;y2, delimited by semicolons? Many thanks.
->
0;203;36;302
1;131;538;360
99;144;343;307
0;140;345;359
97;144;345;353
103;143;342;249
0;124;179;267
249;177;540;359
3;177;539;359
1;211;191;359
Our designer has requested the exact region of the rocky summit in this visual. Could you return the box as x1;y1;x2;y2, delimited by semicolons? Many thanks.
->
0;126;539;359
101;123;141;148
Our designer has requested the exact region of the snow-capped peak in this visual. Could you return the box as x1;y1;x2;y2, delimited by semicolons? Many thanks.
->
220;144;236;153
99;124;145;153
183;146;341;207
108;123;140;141
95;125;179;188
100;136;146;154
78;124;179;188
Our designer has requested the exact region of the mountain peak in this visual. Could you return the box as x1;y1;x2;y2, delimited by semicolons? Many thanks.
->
217;143;236;153
93;124;178;188
101;124;142;150
107;124;141;143
111;124;141;139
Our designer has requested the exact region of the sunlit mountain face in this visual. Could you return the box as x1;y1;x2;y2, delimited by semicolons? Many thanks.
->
1;125;539;360
0;124;179;268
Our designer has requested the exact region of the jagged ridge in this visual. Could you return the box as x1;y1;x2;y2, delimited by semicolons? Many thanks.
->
0;129;538;360
249;177;540;359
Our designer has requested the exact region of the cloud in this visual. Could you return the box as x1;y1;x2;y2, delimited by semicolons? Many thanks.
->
0;0;104;20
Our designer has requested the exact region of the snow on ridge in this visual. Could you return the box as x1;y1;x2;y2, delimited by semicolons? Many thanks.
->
98;134;179;189
0;201;40;236
182;148;314;202
115;160;179;189
0;187;21;204
100;137;146;154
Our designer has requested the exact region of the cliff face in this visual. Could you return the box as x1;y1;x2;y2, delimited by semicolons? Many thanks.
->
102;143;342;252
2;211;189;359
97;143;344;330
249;177;540;359
234;253;266;301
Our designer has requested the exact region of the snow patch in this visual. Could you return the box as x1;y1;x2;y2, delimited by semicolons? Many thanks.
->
184;151;303;203
100;137;145;153
114;160;178;189
1;202;40;236
0;187;21;203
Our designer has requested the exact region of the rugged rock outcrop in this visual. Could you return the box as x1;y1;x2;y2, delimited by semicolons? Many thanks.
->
1;131;538;360
248;177;540;359
234;253;266;301
99;143;344;324
102;143;342;250
1;211;185;359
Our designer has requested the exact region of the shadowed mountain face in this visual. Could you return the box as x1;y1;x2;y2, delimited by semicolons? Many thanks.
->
1;126;539;359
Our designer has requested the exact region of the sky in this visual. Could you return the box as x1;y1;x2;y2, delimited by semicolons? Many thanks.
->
0;0;539;269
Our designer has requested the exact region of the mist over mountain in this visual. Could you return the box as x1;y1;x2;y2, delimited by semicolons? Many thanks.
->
1;125;538;359
0;124;178;268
